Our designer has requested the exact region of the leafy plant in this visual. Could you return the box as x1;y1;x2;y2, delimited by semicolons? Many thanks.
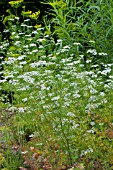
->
0;0;113;169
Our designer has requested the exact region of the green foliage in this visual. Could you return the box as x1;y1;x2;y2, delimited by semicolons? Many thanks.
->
46;0;113;63
0;0;113;169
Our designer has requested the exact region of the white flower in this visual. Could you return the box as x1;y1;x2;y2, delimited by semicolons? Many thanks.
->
38;38;46;42
19;32;25;35
98;52;107;56
5;57;16;64
73;42;81;45
51;96;60;101
27;52;32;54
21;23;27;27
29;134;34;138
17;55;26;60
15;41;21;45
32;49;38;53
21;151;28;154
90;89;98;94
87;49;97;55
19;61;27;65
109;75;113;79
18;107;25;112
15;17;19;20
15;36;20;39
23;45;29;48
8;106;17;112
8;18;14;21
32;31;38;34
100;92;105;96
90;122;95;126
57;39;62;43
25;34;31;37
3;29;9;33
12;32;16;35
73;60;81;64
101;99;107;104
40;84;47;90
19;131;24;135
29;43;36;47
70;53;75;57
0;46;3;49
27;26;33;28
81;148;93;156
67;112;75;117
0;79;7;83
56;52;60;55
91;64;98;68
9;79;18;85
72;124;80;129
89;40;95;43
22;98;28;102
73;93;81;98
101;68;111;75
30;61;47;67
86;60;92;63
17;86;30;91
63;45;71;49
24;19;30;22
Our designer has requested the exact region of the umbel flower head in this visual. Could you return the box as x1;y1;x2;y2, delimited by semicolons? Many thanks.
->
9;0;24;8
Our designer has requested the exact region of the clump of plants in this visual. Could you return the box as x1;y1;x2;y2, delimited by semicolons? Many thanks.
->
0;0;113;170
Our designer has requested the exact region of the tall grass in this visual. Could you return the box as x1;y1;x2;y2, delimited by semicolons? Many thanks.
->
45;0;113;63
0;0;113;169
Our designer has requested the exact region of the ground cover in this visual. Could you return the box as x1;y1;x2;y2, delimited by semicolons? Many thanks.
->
0;0;113;169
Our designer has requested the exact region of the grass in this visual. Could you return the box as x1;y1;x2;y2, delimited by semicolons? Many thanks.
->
0;0;113;169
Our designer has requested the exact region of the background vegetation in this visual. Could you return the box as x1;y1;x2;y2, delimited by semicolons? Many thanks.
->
0;0;113;169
